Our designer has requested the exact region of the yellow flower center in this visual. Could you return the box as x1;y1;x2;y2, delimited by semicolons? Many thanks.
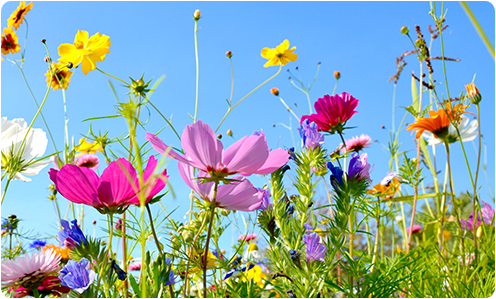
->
74;40;84;49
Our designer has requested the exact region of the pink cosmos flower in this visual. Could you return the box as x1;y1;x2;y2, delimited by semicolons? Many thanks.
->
146;120;289;178
179;163;263;211
49;156;168;214
238;233;257;242
301;92;359;134
2;248;61;289
76;153;100;170
407;224;422;235
340;134;371;153
129;262;142;271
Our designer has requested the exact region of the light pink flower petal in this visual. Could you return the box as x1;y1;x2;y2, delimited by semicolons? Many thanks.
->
97;158;138;207
140;155;168;200
249;148;290;175
50;165;101;207
146;133;199;167
216;177;262;211
223;132;269;175
181;121;224;172
178;162;214;201
76;154;100;170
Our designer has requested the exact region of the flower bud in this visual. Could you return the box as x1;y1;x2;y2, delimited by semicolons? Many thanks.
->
92;220;97;225
48;194;56;201
66;62;73;69
465;83;481;105
334;71;341;80
41;39;46;44
476;225;483;238
221;209;230;216
226;51;232;58
270;87;279;96
193;9;201;21
115;219;123;232
217;134;222;140
401;26;409;35
226;129;233;137
8;214;16;220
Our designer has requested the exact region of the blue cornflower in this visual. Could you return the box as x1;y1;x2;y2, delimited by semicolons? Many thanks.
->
347;152;372;182
29;240;47;250
298;119;325;150
302;232;327;263
327;162;344;185
58;219;86;249
59;258;96;294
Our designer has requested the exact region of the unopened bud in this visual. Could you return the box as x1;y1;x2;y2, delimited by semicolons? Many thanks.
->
226;51;232;58
44;57;51;63
476;225;483;238
41;39;46;44
48;194;56;201
66;62;73;69
49;184;56;191
221;209;230;216
401;26;409;35
193;9;201;21
8;214;16;220
465;83;481;105
270;87;279;96
217;134;222;139
227;129;233;136
334;71;341;80
92;220;97;225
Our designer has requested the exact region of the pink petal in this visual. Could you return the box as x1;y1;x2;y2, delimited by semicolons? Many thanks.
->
97;158;138;208
146;132;198;167
181;121;224;172
249;148;289;175
131;156;168;204
51;165;101;207
216;177;262;211
178;162;214;201
223;132;269;175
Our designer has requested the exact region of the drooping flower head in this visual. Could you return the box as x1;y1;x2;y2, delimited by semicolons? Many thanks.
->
301;92;359;134
1;248;61;290
422;115;478;146
1;27;21;55
58;30;111;75
59;258;95;294
460;200;495;231
45;62;73;91
75;153;100;170
407;104;470;141
58;219;86;249
348;153;372;182
7;2;34;30
302;232;327;263
407;224;422;235
261;40;298;68
1;117;53;182
298;119;325;150
49;156;168;214
146;120;289;180
340;134;371;153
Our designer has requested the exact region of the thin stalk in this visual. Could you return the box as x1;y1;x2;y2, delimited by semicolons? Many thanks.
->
122;212;128;298
228;58;234;106
193;19;200;122
460;1;495;59
322;177;333;218
370;214;380;272
203;183;218;298
471;104;482;262
146;203;164;256
215;65;282;133
1;178;12;205
61;89;69;161
96;68;130;87
144;98;182;141
407;61;423;254
304;90;313;114
277;96;300;122
332;79;338;96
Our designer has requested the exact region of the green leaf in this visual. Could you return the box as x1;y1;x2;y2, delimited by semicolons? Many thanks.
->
369;192;449;203
82;115;121;122
411;75;419;112
129;274;141;297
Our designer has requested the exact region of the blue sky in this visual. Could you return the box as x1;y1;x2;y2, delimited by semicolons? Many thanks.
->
1;1;494;259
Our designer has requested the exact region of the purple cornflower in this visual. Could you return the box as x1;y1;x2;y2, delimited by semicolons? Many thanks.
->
304;223;314;234
460;200;495;231
257;188;271;212
29;240;47;250
327;161;344;192
58;220;86;249
302;232;327;263
59;258;95;294
348;152;372;182
298;119;325;150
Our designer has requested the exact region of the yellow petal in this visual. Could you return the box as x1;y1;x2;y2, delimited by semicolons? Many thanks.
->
81;56;96;75
261;47;276;59
74;30;89;45
276;39;290;52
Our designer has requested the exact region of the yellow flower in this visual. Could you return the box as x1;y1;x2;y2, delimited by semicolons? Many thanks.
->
75;138;103;156
242;265;266;288
42;244;70;260
190;250;218;274
8;1;34;31
45;62;73;90
58;30;111;75
261;40;298;68
1;27;21;55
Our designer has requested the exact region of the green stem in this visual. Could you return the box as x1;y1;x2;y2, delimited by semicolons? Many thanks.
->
460;1;495;59
146;203;164;256
194;19;200;122
472;104;482;262
278;96;300;122
144;98;182;141
215;65;282;133
332;79;338;96
96;68;130;87
1;178;12;205
203;183;218;298
304;90;313;114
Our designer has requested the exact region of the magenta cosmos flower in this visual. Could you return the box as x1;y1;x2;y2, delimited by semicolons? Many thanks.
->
49;156;168;214
146;120;289;179
179;163;263;211
301;92;359;134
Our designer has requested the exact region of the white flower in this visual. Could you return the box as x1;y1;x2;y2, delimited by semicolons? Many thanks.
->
243;243;262;262
395;216;403;223
1;117;53;182
422;115;478;146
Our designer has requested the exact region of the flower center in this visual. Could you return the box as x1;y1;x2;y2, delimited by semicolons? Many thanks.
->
14;9;26;23
74;40;84;49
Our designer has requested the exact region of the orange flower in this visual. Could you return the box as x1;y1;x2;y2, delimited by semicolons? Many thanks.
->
406;104;469;140
465;83;481;105
1;27;21;55
8;1;34;30
45;62;73;90
367;177;401;200
42;244;70;260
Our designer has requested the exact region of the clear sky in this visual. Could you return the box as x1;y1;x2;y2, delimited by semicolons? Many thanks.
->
1;1;494;258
